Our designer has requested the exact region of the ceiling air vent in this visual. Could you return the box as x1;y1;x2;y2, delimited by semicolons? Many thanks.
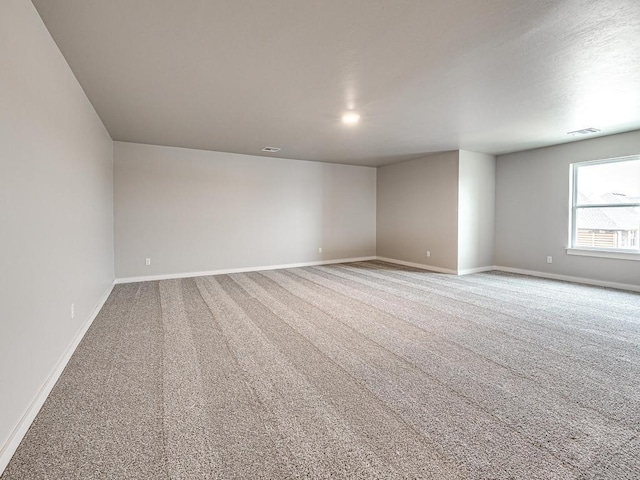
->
261;146;281;153
567;127;601;135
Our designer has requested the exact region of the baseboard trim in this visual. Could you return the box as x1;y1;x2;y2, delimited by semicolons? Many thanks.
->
457;266;497;275
115;256;378;284
0;282;115;476
494;266;640;293
375;256;458;275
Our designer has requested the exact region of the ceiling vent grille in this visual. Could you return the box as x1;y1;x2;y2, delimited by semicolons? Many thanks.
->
567;127;601;135
261;146;281;153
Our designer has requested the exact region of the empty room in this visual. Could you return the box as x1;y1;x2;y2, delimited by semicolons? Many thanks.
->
1;0;640;478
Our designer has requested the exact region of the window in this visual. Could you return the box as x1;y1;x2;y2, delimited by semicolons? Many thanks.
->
570;155;640;256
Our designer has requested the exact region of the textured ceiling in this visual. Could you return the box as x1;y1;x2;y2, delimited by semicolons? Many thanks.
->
32;0;640;166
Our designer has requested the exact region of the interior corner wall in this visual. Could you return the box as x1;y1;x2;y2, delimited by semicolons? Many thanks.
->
0;0;114;459
113;142;376;279
458;150;496;272
376;152;460;271
495;129;640;286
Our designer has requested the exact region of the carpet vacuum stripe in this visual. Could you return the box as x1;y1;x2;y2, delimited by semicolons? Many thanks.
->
2;262;638;479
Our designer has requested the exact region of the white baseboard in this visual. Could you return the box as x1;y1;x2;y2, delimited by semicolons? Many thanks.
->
494;266;640;293
114;256;378;284
0;283;115;476
375;256;458;275
457;265;497;275
375;257;495;276
373;258;639;292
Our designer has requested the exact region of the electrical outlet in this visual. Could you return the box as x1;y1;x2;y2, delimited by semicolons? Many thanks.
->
145;258;151;266
427;251;431;258
318;247;322;253
71;303;75;319
546;256;553;264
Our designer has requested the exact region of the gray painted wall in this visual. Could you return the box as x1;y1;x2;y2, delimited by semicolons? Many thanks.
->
458;151;496;271
496;130;640;286
376;152;459;271
0;0;114;453
114;142;376;278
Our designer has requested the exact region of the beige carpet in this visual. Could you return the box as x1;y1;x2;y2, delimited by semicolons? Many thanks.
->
3;261;639;479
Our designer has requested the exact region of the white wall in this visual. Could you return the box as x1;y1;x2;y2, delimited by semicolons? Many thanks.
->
376;152;460;271
0;0;114;462
458;150;496;272
114;142;376;279
496;130;640;286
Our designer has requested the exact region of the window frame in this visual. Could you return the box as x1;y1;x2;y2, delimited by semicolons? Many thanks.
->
568;154;640;260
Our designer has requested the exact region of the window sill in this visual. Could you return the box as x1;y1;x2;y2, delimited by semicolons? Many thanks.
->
566;248;640;261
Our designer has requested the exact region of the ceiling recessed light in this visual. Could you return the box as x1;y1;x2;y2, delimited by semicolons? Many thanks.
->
261;146;281;153
567;127;601;135
342;112;360;125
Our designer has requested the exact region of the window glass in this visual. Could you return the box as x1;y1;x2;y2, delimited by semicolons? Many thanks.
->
571;157;640;252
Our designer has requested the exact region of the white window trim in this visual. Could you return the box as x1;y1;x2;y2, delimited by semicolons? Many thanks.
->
566;247;640;261
569;154;640;259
